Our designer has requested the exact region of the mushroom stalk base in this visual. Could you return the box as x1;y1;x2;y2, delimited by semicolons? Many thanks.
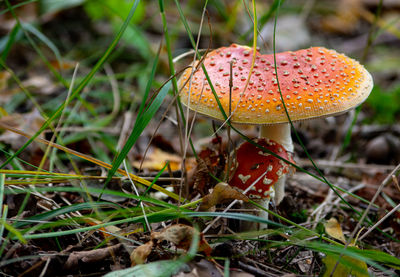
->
241;198;270;231
260;123;293;204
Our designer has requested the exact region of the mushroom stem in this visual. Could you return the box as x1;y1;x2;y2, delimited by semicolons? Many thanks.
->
260;123;293;152
241;198;270;231
260;123;293;204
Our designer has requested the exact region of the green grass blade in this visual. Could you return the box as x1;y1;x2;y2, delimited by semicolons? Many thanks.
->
104;260;187;277
0;23;21;61
2;219;27;244
0;0;141;169
4;186;177;209
136;43;161;126
0;174;4;211
12;202;120;228
0;205;7;245
21;22;62;64
240;0;285;41
0;174;5;241
105;80;171;184
17;208;177;240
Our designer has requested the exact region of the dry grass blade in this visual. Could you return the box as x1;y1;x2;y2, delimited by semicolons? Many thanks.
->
0;122;183;201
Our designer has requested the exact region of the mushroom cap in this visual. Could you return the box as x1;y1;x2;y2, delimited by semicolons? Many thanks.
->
229;138;293;199
178;44;373;124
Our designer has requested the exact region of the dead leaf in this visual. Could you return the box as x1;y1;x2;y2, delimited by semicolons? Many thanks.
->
50;60;77;70
200;182;249;211
132;148;195;172
64;244;122;270
83;217;122;238
191;158;211;194
152;224;212;256
130;241;154;266
324;218;346;243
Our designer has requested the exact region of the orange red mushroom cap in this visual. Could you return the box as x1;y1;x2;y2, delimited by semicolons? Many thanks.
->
178;44;373;124
229;138;293;199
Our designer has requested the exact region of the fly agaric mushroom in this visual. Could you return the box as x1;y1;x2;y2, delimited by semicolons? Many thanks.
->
178;44;373;204
230;138;293;229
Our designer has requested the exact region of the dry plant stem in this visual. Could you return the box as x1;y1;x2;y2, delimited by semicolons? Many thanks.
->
181;3;207;205
117;97;149;230
226;61;234;182
260;124;293;204
38;257;51;277
393;174;400;192
360;201;400;240
311;188;334;228
352;162;400;237
311;182;365;228
0;123;182;200
117;112;133;150
104;63;121;119
47;64;79;160
123;160;151;231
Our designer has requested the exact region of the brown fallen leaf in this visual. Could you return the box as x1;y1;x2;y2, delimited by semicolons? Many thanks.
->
200;182;249;211
191;158;211;194
130;241;154;266
152;224;212;256
64;244;122;270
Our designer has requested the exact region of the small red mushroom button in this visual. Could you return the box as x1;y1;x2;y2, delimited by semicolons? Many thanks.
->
229;138;293;199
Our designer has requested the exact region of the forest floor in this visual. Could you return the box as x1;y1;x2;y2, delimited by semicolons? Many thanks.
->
1;1;400;276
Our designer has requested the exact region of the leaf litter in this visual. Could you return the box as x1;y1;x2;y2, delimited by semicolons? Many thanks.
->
1;1;400;276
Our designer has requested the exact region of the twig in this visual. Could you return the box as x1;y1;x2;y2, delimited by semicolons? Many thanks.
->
359;201;400;240
123;160;151;232
238;260;277;277
392;175;400;192
181;4;209;205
